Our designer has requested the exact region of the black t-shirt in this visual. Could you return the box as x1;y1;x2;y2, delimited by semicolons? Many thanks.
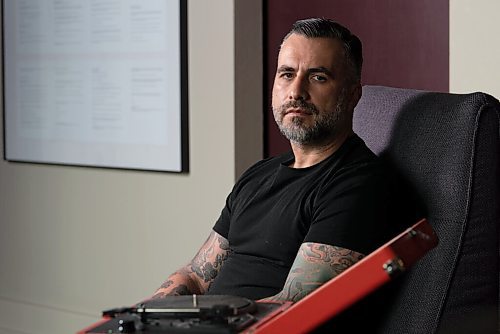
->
207;135;397;300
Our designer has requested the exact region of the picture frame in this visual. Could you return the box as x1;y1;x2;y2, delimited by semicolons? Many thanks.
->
2;0;188;173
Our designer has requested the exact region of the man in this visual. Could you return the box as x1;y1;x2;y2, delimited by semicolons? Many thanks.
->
152;18;397;302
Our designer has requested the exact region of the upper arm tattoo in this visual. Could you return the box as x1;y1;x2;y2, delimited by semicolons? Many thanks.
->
189;231;231;292
267;243;364;302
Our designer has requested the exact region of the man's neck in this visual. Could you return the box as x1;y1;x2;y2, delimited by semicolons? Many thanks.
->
290;130;354;169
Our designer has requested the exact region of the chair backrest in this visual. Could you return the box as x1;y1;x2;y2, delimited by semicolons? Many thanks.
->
352;85;500;333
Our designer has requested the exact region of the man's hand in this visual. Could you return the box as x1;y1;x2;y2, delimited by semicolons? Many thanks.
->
261;242;363;302
151;230;230;298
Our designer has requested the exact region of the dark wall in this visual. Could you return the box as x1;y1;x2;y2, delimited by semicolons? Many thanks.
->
265;0;449;156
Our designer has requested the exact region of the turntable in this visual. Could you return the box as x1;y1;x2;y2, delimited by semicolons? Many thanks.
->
79;218;438;334
79;295;291;334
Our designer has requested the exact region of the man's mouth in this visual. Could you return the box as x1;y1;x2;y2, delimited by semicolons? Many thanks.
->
285;108;313;116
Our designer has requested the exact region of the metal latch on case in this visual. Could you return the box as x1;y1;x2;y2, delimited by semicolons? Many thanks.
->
383;257;405;276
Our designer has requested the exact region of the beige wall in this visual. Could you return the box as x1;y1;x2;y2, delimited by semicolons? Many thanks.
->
1;1;498;333
450;0;500;98
0;1;262;333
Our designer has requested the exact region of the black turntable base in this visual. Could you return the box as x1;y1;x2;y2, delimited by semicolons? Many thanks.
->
81;295;290;334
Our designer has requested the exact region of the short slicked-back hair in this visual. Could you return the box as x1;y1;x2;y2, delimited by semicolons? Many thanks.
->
283;18;363;84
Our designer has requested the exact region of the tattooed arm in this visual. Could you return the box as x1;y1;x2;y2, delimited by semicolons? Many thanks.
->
150;230;230;299
261;242;364;303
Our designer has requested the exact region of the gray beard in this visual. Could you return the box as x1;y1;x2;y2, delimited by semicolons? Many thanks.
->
273;95;345;146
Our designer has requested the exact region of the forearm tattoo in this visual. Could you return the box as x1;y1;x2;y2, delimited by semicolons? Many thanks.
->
159;279;174;290
266;243;364;302
151;269;194;299
152;231;230;299
190;232;231;290
152;284;190;299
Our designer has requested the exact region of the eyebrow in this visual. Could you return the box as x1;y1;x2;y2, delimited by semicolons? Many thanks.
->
277;65;295;73
308;66;334;77
276;65;334;77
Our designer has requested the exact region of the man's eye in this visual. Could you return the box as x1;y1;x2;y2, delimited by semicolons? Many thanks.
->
312;75;327;82
280;72;293;79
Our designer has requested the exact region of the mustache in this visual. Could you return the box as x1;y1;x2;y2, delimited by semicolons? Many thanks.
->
278;100;319;115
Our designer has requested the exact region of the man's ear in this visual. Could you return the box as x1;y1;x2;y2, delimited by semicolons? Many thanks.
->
347;83;363;111
349;83;362;110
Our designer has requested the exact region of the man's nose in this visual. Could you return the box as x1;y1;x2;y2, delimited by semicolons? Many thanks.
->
289;77;309;101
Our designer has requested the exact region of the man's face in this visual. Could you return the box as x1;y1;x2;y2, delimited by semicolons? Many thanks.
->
272;34;357;145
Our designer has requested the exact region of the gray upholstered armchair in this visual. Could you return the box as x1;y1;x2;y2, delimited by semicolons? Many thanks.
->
352;85;499;333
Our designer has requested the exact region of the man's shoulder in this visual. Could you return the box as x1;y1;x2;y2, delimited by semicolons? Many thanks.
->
237;151;293;179
343;134;379;162
320;134;380;173
312;134;393;199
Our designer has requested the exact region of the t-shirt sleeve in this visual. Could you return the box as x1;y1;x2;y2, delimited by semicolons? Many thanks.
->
211;155;281;240
212;194;232;239
303;162;392;255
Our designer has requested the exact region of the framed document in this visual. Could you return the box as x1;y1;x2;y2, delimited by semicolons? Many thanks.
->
3;0;188;172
